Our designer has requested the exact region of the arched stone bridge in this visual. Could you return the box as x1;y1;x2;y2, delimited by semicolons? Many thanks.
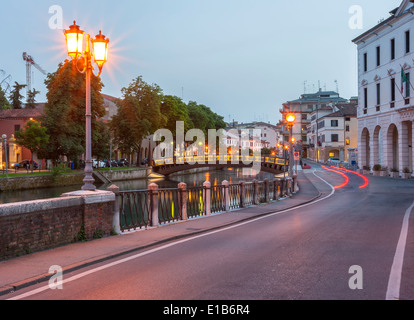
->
152;155;288;176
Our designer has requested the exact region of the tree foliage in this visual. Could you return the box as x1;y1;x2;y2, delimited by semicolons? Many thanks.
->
110;76;227;160
160;95;193;135
41;60;109;164
0;87;10;109
9;82;26;109
25;88;40;109
15;120;49;171
110;76;166;156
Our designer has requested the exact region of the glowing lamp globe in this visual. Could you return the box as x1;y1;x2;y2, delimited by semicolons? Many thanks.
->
64;21;84;60
92;31;109;70
286;114;296;124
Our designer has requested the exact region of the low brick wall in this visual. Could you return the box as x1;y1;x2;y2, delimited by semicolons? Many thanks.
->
0;190;115;261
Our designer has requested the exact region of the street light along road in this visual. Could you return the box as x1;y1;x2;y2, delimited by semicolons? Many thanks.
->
63;21;109;191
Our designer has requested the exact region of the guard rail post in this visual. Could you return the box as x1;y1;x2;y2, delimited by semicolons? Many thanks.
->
203;180;211;216
178;182;188;221
148;183;159;227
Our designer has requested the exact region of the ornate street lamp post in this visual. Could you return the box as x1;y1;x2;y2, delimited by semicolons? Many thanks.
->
64;21;109;191
286;113;296;178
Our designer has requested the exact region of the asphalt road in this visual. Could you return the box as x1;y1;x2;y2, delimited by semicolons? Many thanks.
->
6;165;414;301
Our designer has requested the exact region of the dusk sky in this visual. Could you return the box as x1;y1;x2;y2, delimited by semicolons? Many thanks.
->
0;0;402;124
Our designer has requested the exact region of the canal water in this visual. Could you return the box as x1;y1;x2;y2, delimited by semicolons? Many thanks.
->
0;168;279;205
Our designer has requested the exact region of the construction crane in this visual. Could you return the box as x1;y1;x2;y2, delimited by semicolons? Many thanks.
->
0;69;12;95
22;52;46;100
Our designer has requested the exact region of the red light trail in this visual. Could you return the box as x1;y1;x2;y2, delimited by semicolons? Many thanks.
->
321;165;350;189
331;166;369;189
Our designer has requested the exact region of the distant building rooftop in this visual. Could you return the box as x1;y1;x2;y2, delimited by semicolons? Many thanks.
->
0;108;43;120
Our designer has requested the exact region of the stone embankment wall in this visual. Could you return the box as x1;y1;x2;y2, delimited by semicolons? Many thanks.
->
0;173;84;192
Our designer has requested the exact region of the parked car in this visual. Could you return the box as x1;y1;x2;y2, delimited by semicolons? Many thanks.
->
103;159;118;168
117;158;129;167
13;160;39;170
92;159;106;168
326;157;340;166
339;161;350;169
141;158;149;165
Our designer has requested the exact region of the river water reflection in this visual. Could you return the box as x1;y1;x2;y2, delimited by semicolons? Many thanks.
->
0;168;279;205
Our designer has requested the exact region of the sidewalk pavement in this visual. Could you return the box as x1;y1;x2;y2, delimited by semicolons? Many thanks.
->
0;169;321;297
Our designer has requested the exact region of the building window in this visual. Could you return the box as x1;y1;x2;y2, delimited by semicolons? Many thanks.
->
391;78;396;102
364;87;368;109
391;38;395;60
302;114;307;120
363;53;368;72
346;125;350;132
331;120;339;127
14;125;21;133
405;72;411;99
331;134;339;142
376;83;381;106
406;30;410;54
376;46;381;67
317;120;325;129
346;138;350;146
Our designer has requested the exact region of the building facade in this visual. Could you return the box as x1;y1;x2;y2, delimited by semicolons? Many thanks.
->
307;103;358;163
227;121;279;150
353;0;414;175
279;90;348;158
0;108;43;169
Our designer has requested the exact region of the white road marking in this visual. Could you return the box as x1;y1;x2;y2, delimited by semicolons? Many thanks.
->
9;169;336;300
386;200;414;300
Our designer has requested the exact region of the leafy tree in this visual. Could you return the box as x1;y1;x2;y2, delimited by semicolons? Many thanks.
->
41;60;107;164
160;95;193;135
15;120;49;172
187;101;226;134
26;88;40;109
9;82;26;109
0;87;10;109
111;76;166;162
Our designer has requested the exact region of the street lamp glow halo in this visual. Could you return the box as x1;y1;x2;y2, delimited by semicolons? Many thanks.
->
286;113;296;124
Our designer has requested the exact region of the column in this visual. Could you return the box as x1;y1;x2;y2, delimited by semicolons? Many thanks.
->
178;182;188;221
398;121;409;173
107;184;121;234
148;183;159;227
222;180;230;212
203;181;211;216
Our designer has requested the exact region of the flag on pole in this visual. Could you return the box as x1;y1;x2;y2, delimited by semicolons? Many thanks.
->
401;67;408;95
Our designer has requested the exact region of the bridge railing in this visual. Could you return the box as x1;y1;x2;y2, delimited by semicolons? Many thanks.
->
153;155;288;167
116;176;297;232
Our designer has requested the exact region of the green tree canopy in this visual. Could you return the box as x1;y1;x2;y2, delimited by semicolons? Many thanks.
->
0;86;10;109
110;76;166;157
160;95;193;135
9;82;26;109
26;88;40;109
187;101;226;134
41;60;109;164
15;120;49;171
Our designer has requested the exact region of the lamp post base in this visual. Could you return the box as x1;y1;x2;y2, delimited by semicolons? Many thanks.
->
82;162;96;191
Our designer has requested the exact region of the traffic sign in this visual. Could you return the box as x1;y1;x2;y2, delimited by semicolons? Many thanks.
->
294;152;300;161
